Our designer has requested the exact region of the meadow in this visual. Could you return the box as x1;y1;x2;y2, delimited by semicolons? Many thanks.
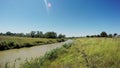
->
0;36;65;50
21;38;120;68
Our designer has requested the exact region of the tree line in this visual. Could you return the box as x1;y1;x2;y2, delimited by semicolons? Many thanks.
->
0;31;65;38
86;31;119;38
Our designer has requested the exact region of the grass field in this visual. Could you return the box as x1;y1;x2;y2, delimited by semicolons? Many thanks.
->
21;38;120;68
0;36;65;50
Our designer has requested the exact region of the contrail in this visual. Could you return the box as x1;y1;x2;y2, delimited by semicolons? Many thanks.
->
44;0;49;14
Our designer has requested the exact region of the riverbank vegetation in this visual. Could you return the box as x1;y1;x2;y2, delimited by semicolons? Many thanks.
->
0;31;66;50
0;36;66;50
21;38;120;68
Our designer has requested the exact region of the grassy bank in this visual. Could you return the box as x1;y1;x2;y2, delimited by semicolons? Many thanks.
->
21;38;120;68
0;36;66;50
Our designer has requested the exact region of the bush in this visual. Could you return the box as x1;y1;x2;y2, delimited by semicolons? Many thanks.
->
35;41;43;43
0;41;7;50
63;43;72;49
57;39;65;42
23;43;34;47
8;41;14;49
44;32;57;38
0;40;56;50
0;36;60;50
0;41;15;50
14;43;21;49
100;31;108;37
45;40;55;44
34;41;45;45
21;43;72;68
44;49;58;61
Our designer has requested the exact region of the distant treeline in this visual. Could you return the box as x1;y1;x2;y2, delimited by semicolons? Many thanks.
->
0;31;65;38
86;31;120;38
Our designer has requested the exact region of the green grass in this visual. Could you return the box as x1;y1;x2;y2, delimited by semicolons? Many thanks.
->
21;38;120;68
0;36;66;50
21;43;73;68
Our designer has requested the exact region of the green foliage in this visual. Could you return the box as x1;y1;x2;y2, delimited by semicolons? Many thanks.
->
35;31;44;38
0;36;65;50
86;35;90;38
21;43;72;68
57;38;66;42
21;38;120;68
58;34;65;38
86;31;119;38
30;31;36;38
0;31;66;38
23;43;34;47
114;33;117;37
44;32;57;38
0;41;15;50
100;31;108;37
6;31;12;36
44;49;58;61
108;34;113;38
63;43;72;49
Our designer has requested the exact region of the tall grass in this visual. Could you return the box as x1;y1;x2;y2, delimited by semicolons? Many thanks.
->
0;36;66;50
21;38;120;68
20;43;73;68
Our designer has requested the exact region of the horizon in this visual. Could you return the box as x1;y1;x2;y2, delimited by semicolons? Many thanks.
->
0;0;120;37
0;31;119;37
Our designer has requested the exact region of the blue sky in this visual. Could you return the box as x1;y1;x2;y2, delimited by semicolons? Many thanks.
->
0;0;120;37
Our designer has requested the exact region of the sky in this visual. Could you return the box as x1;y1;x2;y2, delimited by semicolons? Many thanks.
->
0;0;120;37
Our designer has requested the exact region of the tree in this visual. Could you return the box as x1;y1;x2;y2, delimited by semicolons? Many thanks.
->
6;31;12;36
30;31;36;38
100;31;108;37
91;35;94;38
26;33;31;37
114;33;117;37
44;32;57;38
86;35;89;38
96;34;100;37
0;33;3;35
39;31;44;38
108;34;112;38
18;33;24;37
58;34;66;38
36;31;44;38
36;31;40;38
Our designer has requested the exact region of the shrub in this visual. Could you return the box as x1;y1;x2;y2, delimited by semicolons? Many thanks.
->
44;32;57;38
8;41;14;49
57;39;65;42
14;43;21;49
45;40;55;44
0;41;15;50
0;36;60;50
63;43;72;49
100;31;108;37
35;41;43;44
0;41;7;50
44;49;58;61
21;43;71;68
23;43;34;47
34;41;45;45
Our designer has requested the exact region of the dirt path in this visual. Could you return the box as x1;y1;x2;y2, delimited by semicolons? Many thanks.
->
0;40;73;68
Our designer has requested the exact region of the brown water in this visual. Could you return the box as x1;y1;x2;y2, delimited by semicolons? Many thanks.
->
0;40;73;68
